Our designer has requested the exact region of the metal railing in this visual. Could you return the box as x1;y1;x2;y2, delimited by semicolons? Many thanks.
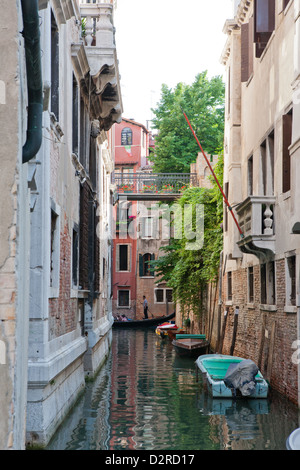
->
113;173;198;195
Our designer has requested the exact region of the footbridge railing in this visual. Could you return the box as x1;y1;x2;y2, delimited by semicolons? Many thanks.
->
113;173;198;198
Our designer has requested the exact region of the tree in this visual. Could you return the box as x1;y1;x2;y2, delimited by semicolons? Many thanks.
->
150;71;225;173
152;155;224;318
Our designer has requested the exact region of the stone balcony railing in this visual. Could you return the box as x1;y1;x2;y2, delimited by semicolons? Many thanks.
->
236;196;276;260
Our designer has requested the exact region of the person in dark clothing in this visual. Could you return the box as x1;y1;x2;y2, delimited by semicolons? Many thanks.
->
143;296;148;319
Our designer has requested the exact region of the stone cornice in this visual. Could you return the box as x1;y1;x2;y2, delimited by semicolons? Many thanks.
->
52;0;80;24
235;0;252;26
220;1;253;66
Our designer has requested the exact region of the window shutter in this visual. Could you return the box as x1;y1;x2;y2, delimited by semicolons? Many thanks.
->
241;23;249;82
116;245;120;272
282;112;292;193
139;254;143;277
150;254;155;276
248;16;254;76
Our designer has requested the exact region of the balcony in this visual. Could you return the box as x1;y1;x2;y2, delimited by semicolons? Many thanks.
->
236;196;276;260
72;0;122;130
113;173;198;202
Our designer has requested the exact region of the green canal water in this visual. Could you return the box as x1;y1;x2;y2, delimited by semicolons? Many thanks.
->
46;329;299;451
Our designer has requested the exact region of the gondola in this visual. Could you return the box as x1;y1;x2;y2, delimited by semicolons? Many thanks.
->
112;311;175;328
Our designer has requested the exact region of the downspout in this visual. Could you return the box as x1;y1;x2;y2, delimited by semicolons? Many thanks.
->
21;0;43;163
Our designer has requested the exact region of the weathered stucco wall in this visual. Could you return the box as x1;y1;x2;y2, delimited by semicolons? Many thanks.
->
0;0;19;449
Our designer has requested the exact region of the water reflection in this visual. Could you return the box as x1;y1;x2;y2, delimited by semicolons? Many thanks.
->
47;329;299;450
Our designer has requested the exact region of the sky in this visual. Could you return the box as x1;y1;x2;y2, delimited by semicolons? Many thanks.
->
114;0;234;128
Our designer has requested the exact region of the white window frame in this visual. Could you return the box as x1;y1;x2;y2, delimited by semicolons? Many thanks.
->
117;289;131;308
116;244;131;272
154;288;173;304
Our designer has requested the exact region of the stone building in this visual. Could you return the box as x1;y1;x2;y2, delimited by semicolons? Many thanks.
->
221;0;299;405
0;0;122;449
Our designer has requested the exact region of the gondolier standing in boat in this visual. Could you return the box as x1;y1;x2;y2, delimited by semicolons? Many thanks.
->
143;296;148;319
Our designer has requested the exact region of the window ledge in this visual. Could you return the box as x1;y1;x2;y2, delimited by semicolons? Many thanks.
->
71;288;90;299
284;305;297;314
259;304;277;312
49;287;59;298
259;30;275;62
247;303;255;309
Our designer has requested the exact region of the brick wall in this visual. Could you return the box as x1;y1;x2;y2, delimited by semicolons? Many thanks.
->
221;260;298;405
49;214;77;340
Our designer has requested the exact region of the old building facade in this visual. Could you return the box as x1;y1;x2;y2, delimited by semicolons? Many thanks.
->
112;118;175;320
0;0;122;449
221;0;299;405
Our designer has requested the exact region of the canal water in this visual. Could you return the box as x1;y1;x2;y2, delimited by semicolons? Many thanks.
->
46;328;299;451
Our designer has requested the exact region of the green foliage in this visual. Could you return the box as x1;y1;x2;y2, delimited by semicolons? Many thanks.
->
150;71;225;173
152;156;224;317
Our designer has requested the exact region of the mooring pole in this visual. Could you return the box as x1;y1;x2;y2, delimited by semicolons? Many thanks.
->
181;108;244;239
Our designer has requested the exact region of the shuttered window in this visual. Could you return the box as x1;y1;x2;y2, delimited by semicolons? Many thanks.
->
241;23;249;82
282;110;293;193
254;0;275;57
241;17;254;83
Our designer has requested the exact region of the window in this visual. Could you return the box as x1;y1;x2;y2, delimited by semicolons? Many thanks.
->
139;253;155;276
50;204;60;292
261;261;276;305
248;266;254;303
155;289;164;303
227;272;232;301
121;127;133;146
166;289;173;303
51;11;59;120
224;182;229;232
141;217;157;239
118;290;130;307
89;137;97;188
282;109;293;193
72;224;79;287
254;0;275;58
80;98;90;168
72;74;79;155
248;156;253;196
286;256;296;306
118;245;129;271
154;288;173;304
261;130;274;196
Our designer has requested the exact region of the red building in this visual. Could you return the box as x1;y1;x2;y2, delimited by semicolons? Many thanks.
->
112;119;150;319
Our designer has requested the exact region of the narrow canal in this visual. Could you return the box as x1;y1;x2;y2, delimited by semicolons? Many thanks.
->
47;328;299;451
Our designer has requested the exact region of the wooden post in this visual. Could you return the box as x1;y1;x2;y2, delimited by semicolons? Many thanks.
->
218;309;228;354
230;307;239;356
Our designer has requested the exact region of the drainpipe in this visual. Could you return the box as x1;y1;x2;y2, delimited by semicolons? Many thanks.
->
21;0;43;163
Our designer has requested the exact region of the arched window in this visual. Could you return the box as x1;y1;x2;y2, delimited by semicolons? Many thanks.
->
121;127;133;146
139;253;155;276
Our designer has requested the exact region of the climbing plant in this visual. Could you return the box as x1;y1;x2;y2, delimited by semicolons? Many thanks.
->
152;155;224;317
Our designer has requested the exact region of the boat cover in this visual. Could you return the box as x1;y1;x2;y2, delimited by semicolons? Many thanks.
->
223;359;259;397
